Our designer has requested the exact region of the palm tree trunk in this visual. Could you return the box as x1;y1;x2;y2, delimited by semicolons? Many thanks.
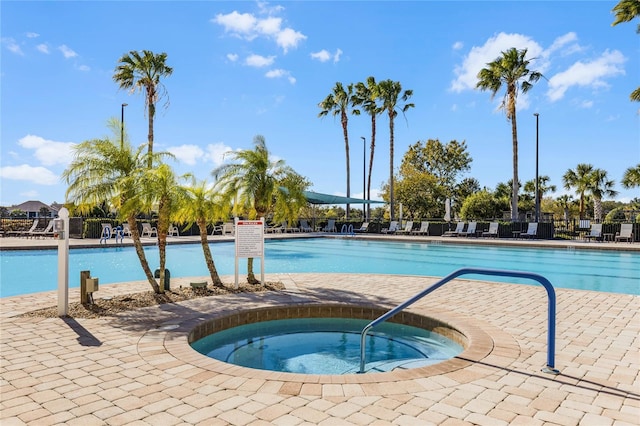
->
389;112;395;220
198;220;222;287
593;197;603;221
247;258;258;284
341;110;350;219
509;95;519;222
367;116;376;220
147;87;156;168
128;215;160;293
157;203;169;294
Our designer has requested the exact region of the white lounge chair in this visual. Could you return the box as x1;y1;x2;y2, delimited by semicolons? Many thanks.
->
521;222;538;239
264;222;283;233
222;222;235;236
615;223;633;243
458;221;478;237
482;222;499;238
141;222;157;238
299;219;313;232
13;219;39;238
381;221;399;234
584;223;602;242
168;224;180;237
322;219;336;232
121;223;131;237
443;222;465;237
396;221;414;235
411;221;429;236
354;222;370;233
29;220;54;239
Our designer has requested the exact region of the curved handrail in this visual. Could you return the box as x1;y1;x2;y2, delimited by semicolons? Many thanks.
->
359;267;559;374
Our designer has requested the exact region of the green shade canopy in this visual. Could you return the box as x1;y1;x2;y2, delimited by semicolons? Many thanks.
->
303;191;385;205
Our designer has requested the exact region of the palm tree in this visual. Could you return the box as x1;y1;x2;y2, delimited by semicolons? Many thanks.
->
556;194;574;225
476;47;543;221
353;76;382;219
377;79;414;220
612;0;640;101
62;119;165;293
212;135;307;284
113;50;173;166
621;164;640;188
318;82;357;218
175;177;226;287
563;163;595;219
587;168;618;221
524;175;557;204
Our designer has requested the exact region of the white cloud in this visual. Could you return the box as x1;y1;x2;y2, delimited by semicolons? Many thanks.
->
167;144;204;166
26;32;39;38
450;32;543;93
265;68;296;84
2;37;24;55
0;165;58;185
18;135;75;166
452;41;463;50
333;48;342;63
579;100;594;109
546;50;626;102
245;54;275;67
227;53;239;62
213;9;306;53
76;64;90;71
36;43;49;54
58;44;77;58
311;49;331;62
205;142;233;166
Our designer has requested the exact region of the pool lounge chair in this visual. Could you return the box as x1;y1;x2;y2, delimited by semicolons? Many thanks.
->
482;222;499;238
282;221;299;233
584;223;602;242
354;222;370;233
264;222;283;233
396;221;414;235
458;221;478;237
10;219;39;237
168;224;180;237
381;221;399;234
443;222;465;237
121;223;131;237
141;222;157;238
615;223;633;243
411;221;430;236
322;219;337;232
520;222;538;239
299;219;313;232
29;220;54;239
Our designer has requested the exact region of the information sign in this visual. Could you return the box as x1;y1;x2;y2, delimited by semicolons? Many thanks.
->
234;218;265;287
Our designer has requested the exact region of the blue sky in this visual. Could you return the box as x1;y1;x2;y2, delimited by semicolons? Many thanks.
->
1;0;638;209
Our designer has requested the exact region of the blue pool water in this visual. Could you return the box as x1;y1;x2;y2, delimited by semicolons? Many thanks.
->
190;318;463;374
1;238;638;297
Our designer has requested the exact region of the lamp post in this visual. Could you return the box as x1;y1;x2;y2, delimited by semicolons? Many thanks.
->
121;103;128;148
361;136;366;221
534;113;539;223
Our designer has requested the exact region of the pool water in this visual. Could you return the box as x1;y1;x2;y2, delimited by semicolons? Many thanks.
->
190;318;463;374
1;238;638;297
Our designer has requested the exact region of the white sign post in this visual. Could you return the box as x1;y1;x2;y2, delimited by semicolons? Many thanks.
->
234;217;265;288
56;207;70;316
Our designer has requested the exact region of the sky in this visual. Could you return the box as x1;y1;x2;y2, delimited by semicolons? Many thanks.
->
1;0;639;210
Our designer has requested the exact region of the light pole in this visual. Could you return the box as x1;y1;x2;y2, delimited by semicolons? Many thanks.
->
534;113;539;223
361;136;366;221
121;103;128;148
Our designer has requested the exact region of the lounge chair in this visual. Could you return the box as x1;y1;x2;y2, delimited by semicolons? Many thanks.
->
615;223;633;243
141;222;157;238
482;222;499;238
322;219;336;233
264;222;283;233
121;223;131;237
411;221;430;236
584;223;602;242
381;221;399;234
520;222;538;239
168;224;180;237
299;219;313;232
11;219;39;238
221;222;235;236
443;222;465;237
354;222;370;233
282;221;299;233
458;221;478;237
29;220;54;239
396;221;414;235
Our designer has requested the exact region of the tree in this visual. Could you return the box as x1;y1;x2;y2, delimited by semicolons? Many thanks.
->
555;194;575;224
611;1;640;101
212;135;308;284
476;47;543;221
318;82;357;218
622;164;640;188
353;76;382;218
563;163;595;219
460;190;501;220
113;50;173;166
587;168;618;221
378;79;414;220
62;119;167;293
175;177;226;287
524;175;557;206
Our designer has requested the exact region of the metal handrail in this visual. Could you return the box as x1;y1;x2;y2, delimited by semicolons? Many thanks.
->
359;267;560;374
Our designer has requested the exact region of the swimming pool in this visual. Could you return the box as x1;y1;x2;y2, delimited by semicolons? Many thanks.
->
1;238;638;297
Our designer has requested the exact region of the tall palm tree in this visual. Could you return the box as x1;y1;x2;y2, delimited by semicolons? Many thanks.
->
621;164;640;188
612;0;640;101
113;50;173;166
563;163;595;219
556;194;574;225
62;119;165;293
318;82;357;219
476;47;543;221
524;175;557;204
587;168;618;221
353;76;382;219
377;79;414;220
175;177;226;287
212;135;307;284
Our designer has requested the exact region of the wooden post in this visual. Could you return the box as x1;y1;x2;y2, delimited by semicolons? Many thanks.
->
80;270;90;304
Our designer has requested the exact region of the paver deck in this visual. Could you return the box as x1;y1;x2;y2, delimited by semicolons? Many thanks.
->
1;235;639;424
